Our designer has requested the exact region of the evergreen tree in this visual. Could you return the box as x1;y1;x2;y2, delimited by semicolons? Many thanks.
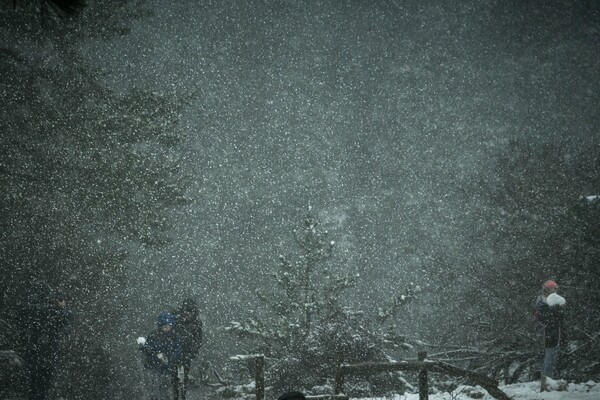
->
434;139;600;383
0;2;191;398
224;209;418;397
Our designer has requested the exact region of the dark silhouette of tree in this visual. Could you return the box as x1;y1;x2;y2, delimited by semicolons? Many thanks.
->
0;2;192;398
44;0;86;15
432;139;600;383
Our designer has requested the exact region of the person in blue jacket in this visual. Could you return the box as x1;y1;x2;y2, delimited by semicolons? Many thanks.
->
140;311;182;399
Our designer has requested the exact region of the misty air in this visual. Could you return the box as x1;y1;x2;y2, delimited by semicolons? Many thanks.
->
1;1;599;400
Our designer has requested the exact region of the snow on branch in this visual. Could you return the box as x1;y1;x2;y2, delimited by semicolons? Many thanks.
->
581;195;600;204
229;354;264;361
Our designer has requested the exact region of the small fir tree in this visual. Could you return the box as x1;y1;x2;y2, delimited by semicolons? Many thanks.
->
225;209;419;397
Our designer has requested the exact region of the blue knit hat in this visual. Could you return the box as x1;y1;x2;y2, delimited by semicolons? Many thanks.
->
157;311;176;327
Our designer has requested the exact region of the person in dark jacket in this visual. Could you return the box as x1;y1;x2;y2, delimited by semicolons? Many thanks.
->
174;298;203;397
533;279;566;391
17;280;72;400
140;311;183;400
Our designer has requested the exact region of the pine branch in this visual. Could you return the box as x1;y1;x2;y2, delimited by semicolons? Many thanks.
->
45;0;86;16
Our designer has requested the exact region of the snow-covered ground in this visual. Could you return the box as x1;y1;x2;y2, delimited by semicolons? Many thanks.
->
357;380;599;400
182;380;599;400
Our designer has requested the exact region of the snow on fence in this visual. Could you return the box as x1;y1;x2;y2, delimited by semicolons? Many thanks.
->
230;354;266;400
334;352;510;400
232;352;510;400
231;354;349;400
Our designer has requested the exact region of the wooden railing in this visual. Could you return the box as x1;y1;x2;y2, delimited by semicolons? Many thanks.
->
233;352;510;400
230;354;266;400
334;352;510;400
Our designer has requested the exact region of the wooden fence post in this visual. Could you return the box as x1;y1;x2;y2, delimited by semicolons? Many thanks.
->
334;352;345;395
418;351;428;400
256;355;265;400
335;357;509;400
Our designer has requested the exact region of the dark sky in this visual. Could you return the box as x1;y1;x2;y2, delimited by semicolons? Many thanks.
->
77;0;600;353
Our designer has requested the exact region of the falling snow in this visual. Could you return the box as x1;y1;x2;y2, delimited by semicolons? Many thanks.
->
1;1;599;400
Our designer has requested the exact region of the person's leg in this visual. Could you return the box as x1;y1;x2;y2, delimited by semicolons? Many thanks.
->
182;359;191;399
27;366;39;400
29;366;52;400
172;370;180;400
542;347;558;379
159;373;172;400
146;370;161;400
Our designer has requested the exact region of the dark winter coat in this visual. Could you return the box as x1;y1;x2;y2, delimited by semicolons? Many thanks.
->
175;299;203;363
534;295;564;348
17;297;72;370
17;289;72;400
175;316;202;362
141;328;183;375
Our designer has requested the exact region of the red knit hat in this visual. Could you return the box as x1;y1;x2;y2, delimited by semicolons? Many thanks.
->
543;280;558;289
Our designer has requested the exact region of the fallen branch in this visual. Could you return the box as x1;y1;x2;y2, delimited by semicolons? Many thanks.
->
338;359;511;400
429;361;511;400
212;368;228;386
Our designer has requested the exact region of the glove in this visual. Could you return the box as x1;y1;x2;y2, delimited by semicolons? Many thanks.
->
157;353;169;364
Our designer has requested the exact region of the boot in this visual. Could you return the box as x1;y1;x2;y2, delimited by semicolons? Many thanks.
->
540;375;548;392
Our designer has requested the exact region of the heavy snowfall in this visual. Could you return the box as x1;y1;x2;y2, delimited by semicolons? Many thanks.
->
1;1;599;400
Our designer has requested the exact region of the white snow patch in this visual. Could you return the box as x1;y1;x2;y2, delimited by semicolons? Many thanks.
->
354;380;599;400
546;293;566;306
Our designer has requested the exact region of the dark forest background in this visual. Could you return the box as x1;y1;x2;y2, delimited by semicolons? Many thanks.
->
1;0;599;399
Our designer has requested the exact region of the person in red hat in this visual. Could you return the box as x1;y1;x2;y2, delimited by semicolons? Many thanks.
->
533;279;566;391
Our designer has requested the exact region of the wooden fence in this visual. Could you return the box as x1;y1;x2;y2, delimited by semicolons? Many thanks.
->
233;352;510;400
334;352;510;400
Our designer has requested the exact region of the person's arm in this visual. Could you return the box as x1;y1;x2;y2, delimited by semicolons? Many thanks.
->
538;303;552;325
171;335;183;364
141;333;158;356
189;320;202;356
196;319;203;347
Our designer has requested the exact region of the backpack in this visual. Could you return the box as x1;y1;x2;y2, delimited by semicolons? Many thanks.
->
532;295;544;322
533;307;542;322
